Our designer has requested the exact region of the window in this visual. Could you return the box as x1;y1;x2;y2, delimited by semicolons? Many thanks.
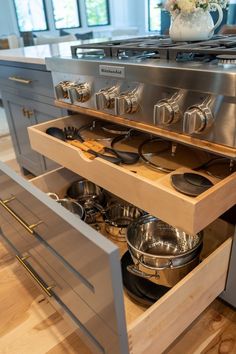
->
85;0;110;26
148;0;162;32
13;0;48;31
52;0;81;29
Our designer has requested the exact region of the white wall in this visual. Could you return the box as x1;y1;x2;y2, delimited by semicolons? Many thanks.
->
0;0;148;38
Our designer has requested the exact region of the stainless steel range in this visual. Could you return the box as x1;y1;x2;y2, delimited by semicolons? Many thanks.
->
46;35;236;151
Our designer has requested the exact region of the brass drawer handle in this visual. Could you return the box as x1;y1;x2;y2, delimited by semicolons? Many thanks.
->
0;198;42;235
8;76;32;85
22;108;34;118
16;255;54;297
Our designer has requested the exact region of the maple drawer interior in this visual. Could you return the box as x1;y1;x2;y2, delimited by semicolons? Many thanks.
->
30;167;233;354
28;113;236;235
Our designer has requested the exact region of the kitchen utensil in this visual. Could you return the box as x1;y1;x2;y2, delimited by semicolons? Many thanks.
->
121;251;169;306
56;198;85;219
103;204;143;241
102;123;131;135
64;126;122;164
67;179;106;206
127;250;201;287
65;125;139;165
171;172;213;197
139;138;211;173
111;131;151;154
195;157;236;179
127;215;203;269
78;120;123;142
46;127;66;141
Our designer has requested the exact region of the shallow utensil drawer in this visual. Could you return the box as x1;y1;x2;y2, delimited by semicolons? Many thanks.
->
0;65;54;98
28;114;236;235
0;161;128;354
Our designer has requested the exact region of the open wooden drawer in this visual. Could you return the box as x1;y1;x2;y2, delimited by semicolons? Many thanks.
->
0;162;233;354
28;114;236;235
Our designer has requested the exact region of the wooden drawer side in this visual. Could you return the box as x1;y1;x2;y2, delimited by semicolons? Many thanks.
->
28;115;236;234
127;237;232;354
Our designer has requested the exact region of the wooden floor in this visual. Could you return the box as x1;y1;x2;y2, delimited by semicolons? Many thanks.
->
0;135;236;353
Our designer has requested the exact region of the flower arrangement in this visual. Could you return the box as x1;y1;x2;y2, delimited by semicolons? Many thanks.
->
165;0;229;15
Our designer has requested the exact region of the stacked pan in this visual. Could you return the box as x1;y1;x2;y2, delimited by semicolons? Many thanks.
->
126;215;203;288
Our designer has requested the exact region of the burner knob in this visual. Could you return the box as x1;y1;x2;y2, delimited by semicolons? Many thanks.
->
183;105;214;135
70;82;91;103
154;100;180;126
55;81;74;100
115;92;139;115
95;87;118;110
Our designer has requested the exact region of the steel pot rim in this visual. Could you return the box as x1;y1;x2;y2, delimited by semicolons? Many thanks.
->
126;215;203;260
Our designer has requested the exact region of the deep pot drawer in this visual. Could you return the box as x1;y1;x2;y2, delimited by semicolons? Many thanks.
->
0;163;234;354
0;162;128;354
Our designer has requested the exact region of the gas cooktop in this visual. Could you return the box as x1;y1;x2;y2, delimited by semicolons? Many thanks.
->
71;34;236;64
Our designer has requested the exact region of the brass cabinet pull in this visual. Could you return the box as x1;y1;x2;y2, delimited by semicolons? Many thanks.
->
16;255;53;297
22;108;34;119
8;76;32;85
0;198;42;235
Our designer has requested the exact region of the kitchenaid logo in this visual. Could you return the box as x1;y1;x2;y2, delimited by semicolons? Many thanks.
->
99;65;125;78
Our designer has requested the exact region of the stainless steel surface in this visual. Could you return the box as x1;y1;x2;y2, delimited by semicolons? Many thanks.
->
56;198;85;219
67;179;105;205
46;44;236;149
126;215;203;269
127;252;201;287
103;204;143;241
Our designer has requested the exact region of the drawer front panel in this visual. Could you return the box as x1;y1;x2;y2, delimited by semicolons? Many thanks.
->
28;114;236;235
16;248;118;353
0;66;53;98
0;162;129;354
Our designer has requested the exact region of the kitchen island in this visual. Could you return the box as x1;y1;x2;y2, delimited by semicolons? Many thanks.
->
0;41;87;176
2;39;234;353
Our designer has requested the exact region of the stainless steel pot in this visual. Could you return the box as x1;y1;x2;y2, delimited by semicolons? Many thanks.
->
127;215;203;269
67;180;105;206
127;251;201;287
103;204;143;241
56;199;85;219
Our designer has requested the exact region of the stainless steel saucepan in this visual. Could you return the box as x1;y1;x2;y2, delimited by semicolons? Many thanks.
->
126;215;203;287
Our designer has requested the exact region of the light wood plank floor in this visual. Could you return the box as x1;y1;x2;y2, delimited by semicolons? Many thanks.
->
0;135;236;353
0;106;9;136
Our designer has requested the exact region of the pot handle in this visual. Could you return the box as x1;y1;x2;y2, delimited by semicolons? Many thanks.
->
126;265;160;279
212;4;223;33
47;192;59;201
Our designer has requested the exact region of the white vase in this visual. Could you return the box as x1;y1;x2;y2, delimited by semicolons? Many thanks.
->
169;4;223;41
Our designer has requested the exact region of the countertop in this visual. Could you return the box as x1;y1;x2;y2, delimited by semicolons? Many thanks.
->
0;36;133;65
0;41;80;65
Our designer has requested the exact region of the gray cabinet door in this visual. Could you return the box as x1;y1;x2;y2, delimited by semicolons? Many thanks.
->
1;92;62;175
0;161;129;354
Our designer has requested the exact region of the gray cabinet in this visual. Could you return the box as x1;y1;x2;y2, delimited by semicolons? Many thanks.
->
0;61;65;176
0;162;129;354
1;91;62;175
